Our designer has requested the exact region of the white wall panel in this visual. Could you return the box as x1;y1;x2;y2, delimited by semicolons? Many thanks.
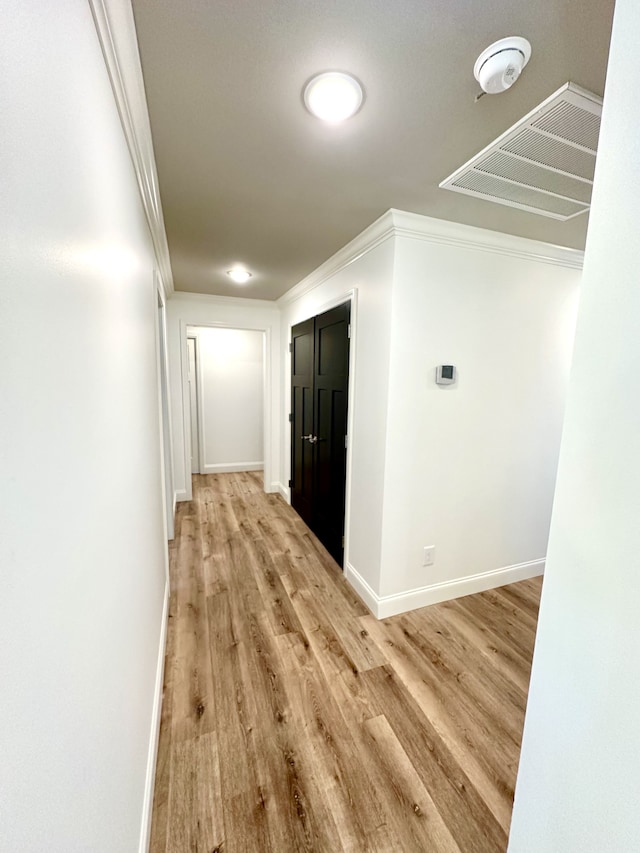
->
379;233;581;603
195;327;264;471
278;210;581;614
0;2;167;850
509;1;640;848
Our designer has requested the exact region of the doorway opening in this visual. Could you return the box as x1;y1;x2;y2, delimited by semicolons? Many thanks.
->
186;326;266;484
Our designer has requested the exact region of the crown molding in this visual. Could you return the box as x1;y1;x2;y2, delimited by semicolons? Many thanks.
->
389;209;585;270
277;208;584;306
89;0;174;296
277;210;396;306
170;291;279;310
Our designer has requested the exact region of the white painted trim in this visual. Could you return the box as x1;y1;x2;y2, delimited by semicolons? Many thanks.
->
171;291;278;309
379;560;546;619
262;327;273;496
344;563;379;617
155;281;175;541
346;559;545;619
175;489;188;503
193;333;206;475
88;0;174;297
343;291;358;576
277;209;583;307
203;462;264;474
278;213;395;306
185;335;201;475
138;578;169;853
173;491;178;514
274;482;290;502
390;209;584;271
178;323;193;501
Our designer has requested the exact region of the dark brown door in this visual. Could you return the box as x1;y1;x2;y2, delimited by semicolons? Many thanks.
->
290;318;315;527
290;303;350;566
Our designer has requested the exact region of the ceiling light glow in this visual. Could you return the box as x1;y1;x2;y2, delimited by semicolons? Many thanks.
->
303;72;364;123
227;267;252;284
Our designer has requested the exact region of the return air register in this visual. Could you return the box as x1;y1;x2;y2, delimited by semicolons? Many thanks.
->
440;83;602;220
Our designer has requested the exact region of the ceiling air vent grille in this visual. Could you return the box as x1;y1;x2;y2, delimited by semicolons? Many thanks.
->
440;82;602;220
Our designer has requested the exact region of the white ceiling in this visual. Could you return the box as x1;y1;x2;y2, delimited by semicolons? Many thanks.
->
131;0;615;300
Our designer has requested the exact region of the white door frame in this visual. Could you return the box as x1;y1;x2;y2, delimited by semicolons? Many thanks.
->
186;336;201;474
179;319;273;499
154;277;175;542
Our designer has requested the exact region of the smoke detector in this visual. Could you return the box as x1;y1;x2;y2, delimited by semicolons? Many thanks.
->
474;37;532;95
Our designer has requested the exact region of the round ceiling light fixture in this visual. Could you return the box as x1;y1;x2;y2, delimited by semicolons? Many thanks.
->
474;37;532;95
303;71;364;123
227;267;252;284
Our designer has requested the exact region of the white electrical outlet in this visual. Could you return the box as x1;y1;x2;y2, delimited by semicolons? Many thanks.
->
423;546;435;566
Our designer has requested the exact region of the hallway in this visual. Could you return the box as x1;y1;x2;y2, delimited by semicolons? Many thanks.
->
150;473;542;852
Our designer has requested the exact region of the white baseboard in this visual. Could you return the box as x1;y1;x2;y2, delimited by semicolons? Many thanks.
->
346;559;545;620
202;462;264;474
275;482;291;503
139;578;170;853
344;562;379;616
175;489;188;503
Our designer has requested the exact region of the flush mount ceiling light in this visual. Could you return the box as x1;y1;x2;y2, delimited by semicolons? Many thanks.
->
303;72;364;123
474;37;532;95
227;267;252;284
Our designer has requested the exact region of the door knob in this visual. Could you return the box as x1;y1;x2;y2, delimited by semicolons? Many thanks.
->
301;434;314;441
308;435;318;444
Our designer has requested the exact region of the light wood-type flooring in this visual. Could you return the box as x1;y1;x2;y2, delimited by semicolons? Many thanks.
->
150;472;542;853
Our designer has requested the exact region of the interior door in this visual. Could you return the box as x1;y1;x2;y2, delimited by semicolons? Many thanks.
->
291;318;315;527
290;303;350;566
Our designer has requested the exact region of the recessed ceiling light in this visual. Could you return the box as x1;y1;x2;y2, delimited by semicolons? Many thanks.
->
227;267;252;284
303;72;364;123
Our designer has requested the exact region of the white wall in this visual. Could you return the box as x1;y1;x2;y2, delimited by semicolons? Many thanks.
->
167;293;280;499
192;327;264;472
0;2;167;851
279;225;396;599
278;211;581;616
378;223;581;614
508;2;640;849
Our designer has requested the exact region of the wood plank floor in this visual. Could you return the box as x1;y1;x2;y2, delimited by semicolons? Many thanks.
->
150;472;542;853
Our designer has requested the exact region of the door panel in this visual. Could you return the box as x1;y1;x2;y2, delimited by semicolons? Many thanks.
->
290;303;350;567
291;318;314;526
312;304;350;565
317;319;348;377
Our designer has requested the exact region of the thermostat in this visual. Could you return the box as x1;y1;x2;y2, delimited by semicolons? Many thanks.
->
436;365;456;385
